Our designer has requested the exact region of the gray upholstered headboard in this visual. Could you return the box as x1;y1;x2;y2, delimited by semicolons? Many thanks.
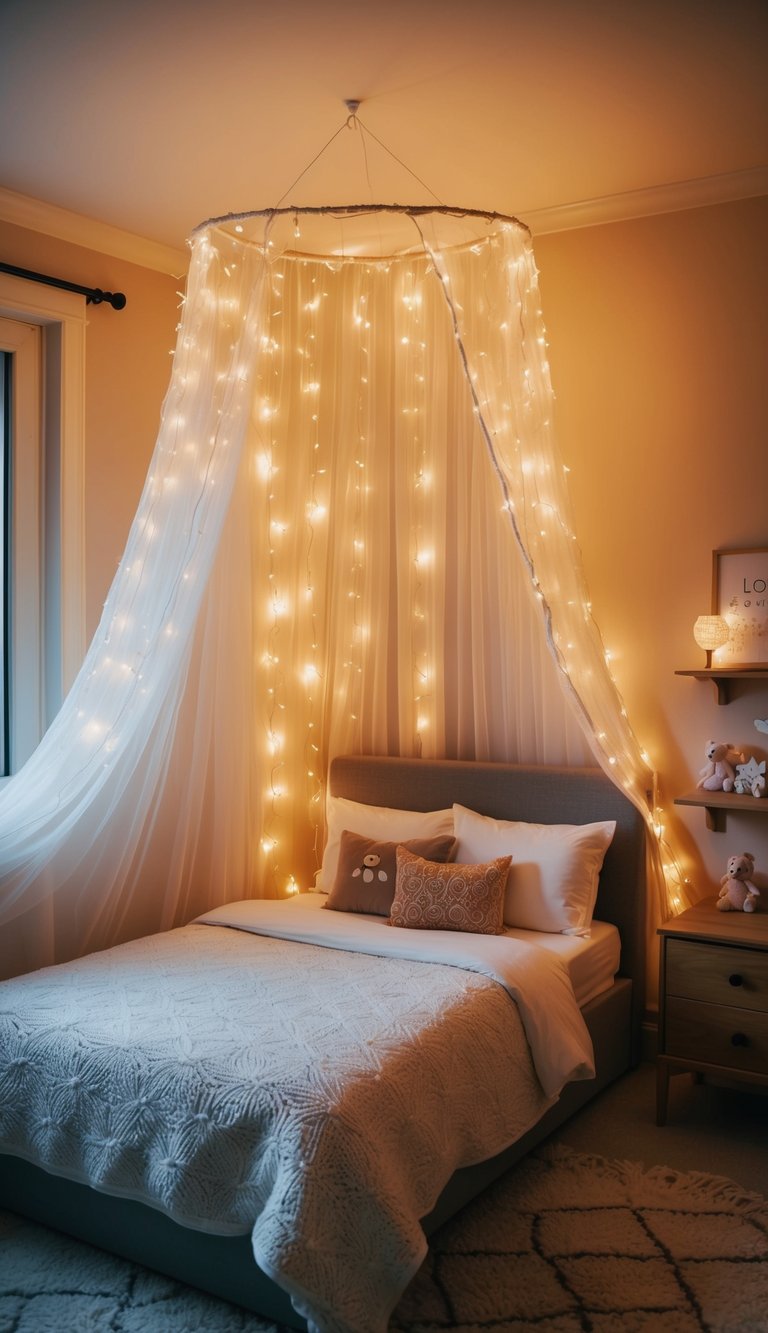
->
329;755;647;1026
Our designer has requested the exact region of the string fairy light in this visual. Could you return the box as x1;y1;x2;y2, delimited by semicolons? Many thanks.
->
399;260;435;755
343;271;373;751
300;261;326;859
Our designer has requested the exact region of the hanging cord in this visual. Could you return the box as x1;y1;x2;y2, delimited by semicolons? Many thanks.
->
195;100;528;238
273;119;351;209
353;115;375;203
195;97;529;239
354;112;445;207
272;102;445;211
349;111;382;259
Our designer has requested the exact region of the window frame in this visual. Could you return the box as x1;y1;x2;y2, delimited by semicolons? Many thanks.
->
0;273;86;776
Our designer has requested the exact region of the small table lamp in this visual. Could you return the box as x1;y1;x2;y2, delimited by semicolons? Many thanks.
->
693;614;730;667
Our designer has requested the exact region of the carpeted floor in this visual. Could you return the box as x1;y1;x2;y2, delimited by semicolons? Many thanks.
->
1;1144;767;1332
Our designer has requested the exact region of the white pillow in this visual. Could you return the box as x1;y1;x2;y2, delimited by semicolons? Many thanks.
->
318;796;454;892
452;803;616;935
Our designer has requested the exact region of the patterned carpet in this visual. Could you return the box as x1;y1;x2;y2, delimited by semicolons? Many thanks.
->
1;1144;767;1332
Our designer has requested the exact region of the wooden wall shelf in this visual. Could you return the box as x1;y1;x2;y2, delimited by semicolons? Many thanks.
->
675;663;767;824
675;668;768;705
674;790;768;832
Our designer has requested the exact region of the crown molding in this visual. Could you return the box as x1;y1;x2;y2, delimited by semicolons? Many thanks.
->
0;186;188;275
1;167;766;268
524;165;768;236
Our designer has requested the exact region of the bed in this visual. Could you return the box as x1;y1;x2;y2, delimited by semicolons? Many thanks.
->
0;755;646;1333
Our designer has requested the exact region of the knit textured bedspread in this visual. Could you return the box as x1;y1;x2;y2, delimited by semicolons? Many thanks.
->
0;897;594;1333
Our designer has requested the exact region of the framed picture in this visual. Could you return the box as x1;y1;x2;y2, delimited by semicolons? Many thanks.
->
712;547;768;667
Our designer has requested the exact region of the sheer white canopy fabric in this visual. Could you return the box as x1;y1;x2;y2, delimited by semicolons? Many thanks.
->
0;206;678;972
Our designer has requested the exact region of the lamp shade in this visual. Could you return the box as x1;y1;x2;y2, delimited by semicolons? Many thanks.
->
692;615;730;652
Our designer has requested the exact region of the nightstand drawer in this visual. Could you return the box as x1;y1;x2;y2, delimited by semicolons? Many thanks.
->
666;996;768;1074
666;938;768;1012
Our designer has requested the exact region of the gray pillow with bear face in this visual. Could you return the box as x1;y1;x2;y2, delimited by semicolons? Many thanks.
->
324;828;458;916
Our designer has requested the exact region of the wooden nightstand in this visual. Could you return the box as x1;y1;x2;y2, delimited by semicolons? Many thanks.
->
657;896;768;1124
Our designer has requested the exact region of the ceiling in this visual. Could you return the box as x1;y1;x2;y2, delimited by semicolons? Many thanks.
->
1;0;767;259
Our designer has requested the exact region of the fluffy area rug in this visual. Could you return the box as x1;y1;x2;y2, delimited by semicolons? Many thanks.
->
1;1144;766;1332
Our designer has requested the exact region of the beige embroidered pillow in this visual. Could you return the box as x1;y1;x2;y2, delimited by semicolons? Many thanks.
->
389;847;511;935
324;830;458;917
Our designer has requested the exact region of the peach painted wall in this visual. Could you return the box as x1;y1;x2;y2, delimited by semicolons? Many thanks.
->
2;196;767;919
536;195;768;898
0;220;180;639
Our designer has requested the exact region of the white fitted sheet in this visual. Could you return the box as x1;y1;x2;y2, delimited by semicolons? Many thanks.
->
502;919;620;1007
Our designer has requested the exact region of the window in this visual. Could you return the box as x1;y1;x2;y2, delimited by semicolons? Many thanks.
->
0;276;86;778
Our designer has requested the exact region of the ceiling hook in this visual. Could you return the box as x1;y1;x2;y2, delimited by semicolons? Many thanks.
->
344;98;361;123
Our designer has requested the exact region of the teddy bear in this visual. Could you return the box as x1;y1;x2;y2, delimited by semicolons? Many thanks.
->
733;756;766;799
352;852;388;884
717;852;760;912
697;740;743;793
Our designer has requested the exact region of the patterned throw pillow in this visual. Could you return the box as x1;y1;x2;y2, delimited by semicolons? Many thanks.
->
389;847;511;935
324;830;458;916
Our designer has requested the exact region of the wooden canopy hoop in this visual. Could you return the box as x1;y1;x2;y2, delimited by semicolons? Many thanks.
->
192;203;530;239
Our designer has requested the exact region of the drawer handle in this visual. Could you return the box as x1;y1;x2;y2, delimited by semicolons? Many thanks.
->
728;974;744;987
731;1032;750;1048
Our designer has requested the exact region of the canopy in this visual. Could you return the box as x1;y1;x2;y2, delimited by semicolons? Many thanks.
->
0;205;682;971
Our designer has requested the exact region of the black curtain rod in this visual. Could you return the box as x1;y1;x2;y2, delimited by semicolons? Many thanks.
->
0;261;126;310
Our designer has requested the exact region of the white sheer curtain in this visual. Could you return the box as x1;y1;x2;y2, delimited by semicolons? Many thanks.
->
0;206;682;976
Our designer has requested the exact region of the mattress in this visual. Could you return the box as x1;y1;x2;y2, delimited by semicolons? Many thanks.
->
502;918;620;1007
